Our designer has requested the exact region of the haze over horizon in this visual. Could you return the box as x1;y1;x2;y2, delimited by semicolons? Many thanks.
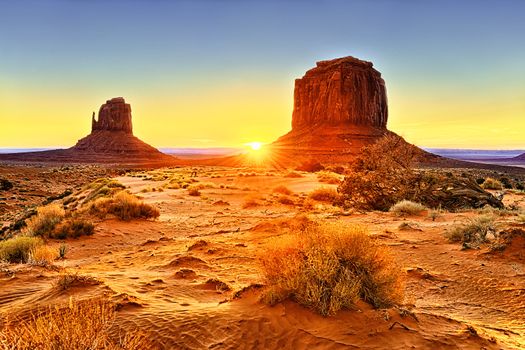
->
1;0;524;149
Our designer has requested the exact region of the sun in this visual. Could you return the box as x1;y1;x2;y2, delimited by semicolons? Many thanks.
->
246;142;263;151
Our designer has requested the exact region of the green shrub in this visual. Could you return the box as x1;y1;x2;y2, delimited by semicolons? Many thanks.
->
0;236;43;263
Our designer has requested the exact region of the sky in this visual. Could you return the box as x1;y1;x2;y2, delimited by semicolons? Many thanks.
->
0;0;524;149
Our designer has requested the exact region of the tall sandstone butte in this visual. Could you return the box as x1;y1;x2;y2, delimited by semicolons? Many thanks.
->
271;56;395;163
292;56;388;130
91;97;133;134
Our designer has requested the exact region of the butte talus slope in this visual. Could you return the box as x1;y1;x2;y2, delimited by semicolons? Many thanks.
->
269;56;403;164
0;97;176;166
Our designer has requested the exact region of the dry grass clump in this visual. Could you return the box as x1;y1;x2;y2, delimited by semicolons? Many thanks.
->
187;187;201;196
54;271;100;291
0;298;152;350
260;222;404;316
389;200;428;216
0;236;44;263
308;187;340;203
90;192;160;221
482;178;503;190
84;178;126;203
445;215;496;245
277;196;295;205
284;171;303;178
242;198;261;209
52;219;95;239
25;204;65;237
273;185;292;195
317;171;342;185
28;245;59;266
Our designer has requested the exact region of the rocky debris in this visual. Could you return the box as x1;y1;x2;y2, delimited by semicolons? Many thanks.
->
0;179;13;191
292;56;388;130
92;97;133;134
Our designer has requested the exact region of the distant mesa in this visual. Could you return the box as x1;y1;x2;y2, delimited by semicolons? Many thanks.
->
269;56;397;164
0;97;176;166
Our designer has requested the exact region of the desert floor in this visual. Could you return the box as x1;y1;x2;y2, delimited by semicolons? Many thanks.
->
1;166;524;349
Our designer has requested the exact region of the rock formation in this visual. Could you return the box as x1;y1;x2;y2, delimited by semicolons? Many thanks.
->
270;56;394;164
292;56;388;130
91;97;133;134
0;97;177;166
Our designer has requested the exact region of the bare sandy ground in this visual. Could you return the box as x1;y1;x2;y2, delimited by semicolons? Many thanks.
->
1;166;524;349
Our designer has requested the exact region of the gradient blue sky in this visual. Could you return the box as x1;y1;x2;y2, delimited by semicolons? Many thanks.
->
1;0;524;148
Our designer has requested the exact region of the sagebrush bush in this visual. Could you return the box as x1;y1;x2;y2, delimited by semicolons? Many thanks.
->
0;298;151;350
317;171;342;185
389;200;427;216
187;188;201;196
482;178;503;190
90;192;160;221
52;219;95;239
0;236;43;263
25;204;65;237
273;185;292;195
308;187;339;203
260;222;404;315
84;178;126;203
445;215;496;244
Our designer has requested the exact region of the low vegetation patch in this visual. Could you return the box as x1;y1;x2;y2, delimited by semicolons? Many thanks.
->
445;215;496;246
308;187;339;203
25;204;65;237
260;222;404;316
0;236;43;263
317;171;342;185
481;178;503;190
187;187;201;196
90;191;160;221
273;185;292;195
28;245;59;266
53;219;95;239
390;200;427;216
0;298;151;350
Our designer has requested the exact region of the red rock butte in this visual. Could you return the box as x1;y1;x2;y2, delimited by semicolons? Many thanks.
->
269;56;395;164
0;97;177;166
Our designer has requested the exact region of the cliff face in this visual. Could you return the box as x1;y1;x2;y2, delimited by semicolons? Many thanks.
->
270;56;391;164
291;56;388;130
91;97;133;134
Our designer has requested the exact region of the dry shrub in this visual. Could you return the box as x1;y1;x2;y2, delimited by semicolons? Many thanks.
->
54;271;100;291
445;215;496;245
52;219;95;239
317;171;342;185
277;196;294;205
0;236;43;263
260;222;403;315
90;192;160;221
187;188;201;196
273;185;292;195
308;187;339;203
296;160;324;172
242;197;262;209
84;178;126;203
189;182;217;190
389;200;427;216
0;298;153;350
25;204;65;237
482;178;503;190
338;135;502;211
28;245;59;266
284;171;303;178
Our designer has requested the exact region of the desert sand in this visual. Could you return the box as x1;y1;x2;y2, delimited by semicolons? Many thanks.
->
1;165;524;349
